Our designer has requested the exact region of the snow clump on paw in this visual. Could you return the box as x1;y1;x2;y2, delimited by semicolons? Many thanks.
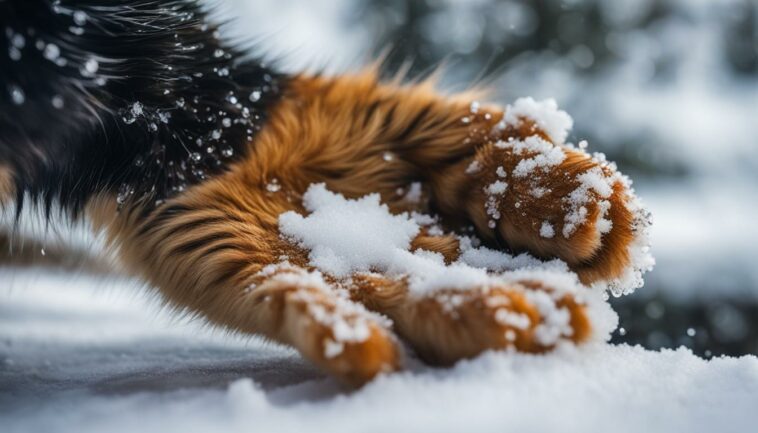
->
278;184;618;343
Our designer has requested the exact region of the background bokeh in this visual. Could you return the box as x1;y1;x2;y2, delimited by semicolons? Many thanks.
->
222;0;758;357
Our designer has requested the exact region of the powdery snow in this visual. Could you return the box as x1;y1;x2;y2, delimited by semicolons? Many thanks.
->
279;185;421;280
540;221;555;238
279;184;625;347
501;135;567;178
2;270;758;433
487;98;654;296
280;184;605;304
562;165;616;239
500;97;574;145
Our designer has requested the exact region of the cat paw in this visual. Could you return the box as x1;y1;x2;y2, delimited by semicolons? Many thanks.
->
433;99;653;293
277;278;403;387
392;281;591;365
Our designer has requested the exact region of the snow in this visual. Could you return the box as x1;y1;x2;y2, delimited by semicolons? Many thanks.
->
293;283;372;349
252;265;386;355
401;182;423;204
248;90;262;102
42;43;60;62
465;160;482;174
278;183;636;347
72;10;88;26
484;180;507;195
540;221;555;239
488;101;654;295
266;178;282;193
563;165;616;239
280;184;504;295
507;136;566;178
279;183;627;322
501;97;574;145
82;58;99;76
3;269;758;433
279;184;420;280
9;85;24;105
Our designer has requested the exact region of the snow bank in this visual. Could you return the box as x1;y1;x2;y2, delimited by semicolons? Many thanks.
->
3;270;758;433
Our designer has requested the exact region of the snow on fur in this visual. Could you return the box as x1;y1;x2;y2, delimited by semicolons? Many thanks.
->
489;97;654;296
281;96;655;299
279;183;618;344
250;263;392;356
500;97;573;145
277;100;654;353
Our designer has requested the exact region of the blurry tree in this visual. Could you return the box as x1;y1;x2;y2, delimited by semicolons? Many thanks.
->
358;0;756;80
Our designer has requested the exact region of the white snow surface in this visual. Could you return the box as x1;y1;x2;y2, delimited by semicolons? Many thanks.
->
3;269;758;433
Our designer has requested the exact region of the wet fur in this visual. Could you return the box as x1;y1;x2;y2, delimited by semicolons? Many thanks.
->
2;1;636;386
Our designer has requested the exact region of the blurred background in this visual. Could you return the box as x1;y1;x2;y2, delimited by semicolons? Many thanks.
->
3;0;758;358
228;0;758;357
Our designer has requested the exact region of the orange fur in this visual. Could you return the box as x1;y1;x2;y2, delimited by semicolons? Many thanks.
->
410;231;461;264
84;70;637;385
0;165;13;203
348;273;590;365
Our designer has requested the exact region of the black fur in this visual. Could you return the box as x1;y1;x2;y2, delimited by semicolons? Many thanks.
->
0;0;285;219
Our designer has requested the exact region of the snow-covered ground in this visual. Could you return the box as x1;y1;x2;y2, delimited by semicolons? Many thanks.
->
3;269;758;433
